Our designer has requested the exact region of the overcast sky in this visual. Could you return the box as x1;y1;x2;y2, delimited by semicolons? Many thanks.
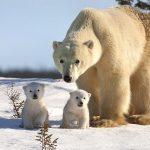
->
0;0;117;70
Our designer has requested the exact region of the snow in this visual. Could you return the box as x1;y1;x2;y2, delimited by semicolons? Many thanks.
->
0;77;150;150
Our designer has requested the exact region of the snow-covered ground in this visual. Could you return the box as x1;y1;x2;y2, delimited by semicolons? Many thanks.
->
0;77;150;150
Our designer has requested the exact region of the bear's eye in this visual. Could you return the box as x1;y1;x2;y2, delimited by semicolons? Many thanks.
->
60;59;64;64
83;97;86;99
75;59;80;65
76;96;79;99
37;89;40;92
29;90;32;93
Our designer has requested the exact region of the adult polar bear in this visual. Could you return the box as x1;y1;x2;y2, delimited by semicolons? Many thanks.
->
53;6;150;127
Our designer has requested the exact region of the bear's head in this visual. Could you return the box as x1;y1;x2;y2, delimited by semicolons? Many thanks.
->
53;40;101;82
23;82;45;101
70;89;91;108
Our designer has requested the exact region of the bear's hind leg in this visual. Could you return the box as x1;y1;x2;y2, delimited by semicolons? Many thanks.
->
129;47;150;125
127;114;150;125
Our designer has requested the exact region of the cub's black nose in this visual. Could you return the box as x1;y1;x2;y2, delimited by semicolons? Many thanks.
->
64;75;72;83
33;94;38;99
78;101;83;107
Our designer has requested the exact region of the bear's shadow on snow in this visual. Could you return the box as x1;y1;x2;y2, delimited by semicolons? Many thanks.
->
0;117;23;130
49;120;62;127
0;117;62;129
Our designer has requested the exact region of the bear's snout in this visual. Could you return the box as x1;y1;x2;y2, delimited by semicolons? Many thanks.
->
64;75;72;83
33;93;38;99
78;101;83;107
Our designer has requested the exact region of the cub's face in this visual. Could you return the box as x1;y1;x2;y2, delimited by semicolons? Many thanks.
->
70;90;91;108
53;40;101;83
23;82;45;101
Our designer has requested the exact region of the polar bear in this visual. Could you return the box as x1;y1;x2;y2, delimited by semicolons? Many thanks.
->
53;6;150;127
61;90;91;129
22;82;49;129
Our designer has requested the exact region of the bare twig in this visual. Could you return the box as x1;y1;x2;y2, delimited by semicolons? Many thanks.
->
6;82;24;118
36;124;58;150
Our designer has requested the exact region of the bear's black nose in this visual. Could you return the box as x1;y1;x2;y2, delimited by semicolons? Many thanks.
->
64;75;72;83
78;101;83;107
33;94;38;99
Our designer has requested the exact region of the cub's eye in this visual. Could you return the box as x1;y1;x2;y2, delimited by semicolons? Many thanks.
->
60;59;64;64
37;89;40;92
76;96;79;99
75;59;80;65
29;90;32;93
83;97;86;99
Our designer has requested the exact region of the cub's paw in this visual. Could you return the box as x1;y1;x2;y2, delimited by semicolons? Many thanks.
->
60;124;66;128
127;115;150;125
34;123;43;129
24;125;34;130
60;125;63;128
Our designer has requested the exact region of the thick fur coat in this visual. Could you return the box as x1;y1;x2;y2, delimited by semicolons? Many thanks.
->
53;6;150;126
22;82;49;129
61;90;91;129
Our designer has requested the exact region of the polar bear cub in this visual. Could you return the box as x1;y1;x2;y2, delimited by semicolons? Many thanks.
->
22;82;49;129
61;89;91;129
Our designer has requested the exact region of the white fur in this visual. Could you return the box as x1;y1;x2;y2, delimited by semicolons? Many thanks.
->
22;82;49;129
53;6;150;126
61;89;91;129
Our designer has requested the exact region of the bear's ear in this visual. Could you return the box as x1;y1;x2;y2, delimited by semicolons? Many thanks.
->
83;40;94;49
23;85;27;92
39;83;45;89
53;41;63;49
88;93;91;98
69;91;74;97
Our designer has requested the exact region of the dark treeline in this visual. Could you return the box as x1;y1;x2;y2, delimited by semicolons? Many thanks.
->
116;0;150;11
0;69;61;79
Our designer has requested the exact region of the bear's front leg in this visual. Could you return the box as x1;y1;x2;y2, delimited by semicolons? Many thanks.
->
79;117;89;129
34;110;48;128
23;116;34;129
98;72;130;127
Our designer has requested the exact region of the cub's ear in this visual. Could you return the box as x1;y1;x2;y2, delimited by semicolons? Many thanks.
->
88;93;91;98
39;83;45;89
23;85;27;92
83;40;94;49
69;91;74;97
53;41;63;49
